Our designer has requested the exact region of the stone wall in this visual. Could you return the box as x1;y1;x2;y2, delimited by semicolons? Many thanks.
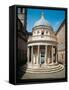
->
56;21;65;64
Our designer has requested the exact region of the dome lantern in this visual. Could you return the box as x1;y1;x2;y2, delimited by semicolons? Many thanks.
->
33;11;51;28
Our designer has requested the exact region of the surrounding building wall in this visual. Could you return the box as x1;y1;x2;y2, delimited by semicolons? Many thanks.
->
17;8;28;66
56;20;65;64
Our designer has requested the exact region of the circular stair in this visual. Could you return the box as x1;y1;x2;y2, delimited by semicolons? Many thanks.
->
25;64;64;73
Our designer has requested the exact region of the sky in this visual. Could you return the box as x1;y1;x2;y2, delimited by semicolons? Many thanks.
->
27;8;65;32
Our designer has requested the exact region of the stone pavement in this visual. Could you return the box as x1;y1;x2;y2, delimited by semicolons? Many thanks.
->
21;68;65;79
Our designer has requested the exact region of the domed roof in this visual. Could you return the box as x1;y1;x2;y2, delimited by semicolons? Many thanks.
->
33;13;51;28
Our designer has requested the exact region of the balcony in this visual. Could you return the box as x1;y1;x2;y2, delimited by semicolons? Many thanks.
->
28;35;57;42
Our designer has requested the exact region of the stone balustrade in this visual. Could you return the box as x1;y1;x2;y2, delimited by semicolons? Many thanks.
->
28;35;57;42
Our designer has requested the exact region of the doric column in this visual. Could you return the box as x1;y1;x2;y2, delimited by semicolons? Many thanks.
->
44;45;47;65
27;46;29;64
52;46;54;64
56;46;58;63
40;53;41;65
31;46;33;64
37;45;40;64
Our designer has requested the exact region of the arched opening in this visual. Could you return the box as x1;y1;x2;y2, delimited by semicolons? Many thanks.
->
41;31;44;35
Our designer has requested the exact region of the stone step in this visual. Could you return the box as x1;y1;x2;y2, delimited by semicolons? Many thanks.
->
25;64;62;70
26;64;64;73
26;67;63;72
23;64;61;70
26;68;64;73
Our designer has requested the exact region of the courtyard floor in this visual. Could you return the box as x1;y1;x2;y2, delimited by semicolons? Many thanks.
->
21;68;65;79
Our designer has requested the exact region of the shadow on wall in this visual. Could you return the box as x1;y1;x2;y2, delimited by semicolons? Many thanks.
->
16;49;27;80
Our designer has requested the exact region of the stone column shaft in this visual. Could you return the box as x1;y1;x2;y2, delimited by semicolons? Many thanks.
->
52;46;53;64
37;45;40;64
45;45;47;64
31;46;33;64
27;47;29;64
56;47;58;63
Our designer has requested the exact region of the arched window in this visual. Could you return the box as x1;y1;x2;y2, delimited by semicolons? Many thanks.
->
41;31;44;35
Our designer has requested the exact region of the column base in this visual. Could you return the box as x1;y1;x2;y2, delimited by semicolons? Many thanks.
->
27;63;40;69
55;62;58;64
44;63;47;65
49;62;55;65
